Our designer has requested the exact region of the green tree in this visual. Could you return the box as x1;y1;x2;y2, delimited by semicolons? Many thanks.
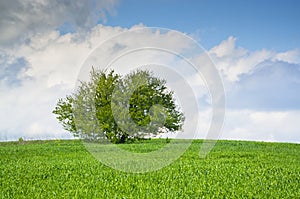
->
53;68;184;143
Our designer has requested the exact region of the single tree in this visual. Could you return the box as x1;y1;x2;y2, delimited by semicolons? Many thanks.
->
53;68;184;143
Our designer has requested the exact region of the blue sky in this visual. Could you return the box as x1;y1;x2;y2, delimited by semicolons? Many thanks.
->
0;0;299;143
105;0;300;51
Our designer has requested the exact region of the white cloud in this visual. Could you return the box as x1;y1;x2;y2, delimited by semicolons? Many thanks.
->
1;24;300;143
209;36;245;58
205;37;300;143
209;36;300;82
0;25;204;141
273;49;300;64
0;25;125;141
0;78;72;141
222;110;300;143
226;61;300;110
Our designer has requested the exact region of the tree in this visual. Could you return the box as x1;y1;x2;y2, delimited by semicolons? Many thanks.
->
53;68;184;143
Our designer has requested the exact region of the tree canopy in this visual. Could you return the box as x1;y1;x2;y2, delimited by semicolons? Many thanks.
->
53;68;184;143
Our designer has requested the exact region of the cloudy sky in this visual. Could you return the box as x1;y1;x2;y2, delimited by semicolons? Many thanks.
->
0;0;299;143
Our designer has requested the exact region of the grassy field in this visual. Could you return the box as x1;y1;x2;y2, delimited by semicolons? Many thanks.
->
0;139;299;198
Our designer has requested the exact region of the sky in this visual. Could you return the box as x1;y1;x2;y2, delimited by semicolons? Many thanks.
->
105;0;300;51
0;0;299;143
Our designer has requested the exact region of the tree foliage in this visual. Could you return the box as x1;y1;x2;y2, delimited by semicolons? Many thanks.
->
53;68;184;143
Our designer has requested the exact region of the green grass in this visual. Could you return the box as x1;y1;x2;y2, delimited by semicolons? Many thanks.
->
0;139;299;198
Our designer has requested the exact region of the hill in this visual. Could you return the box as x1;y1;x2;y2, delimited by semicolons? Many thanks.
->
0;139;299;198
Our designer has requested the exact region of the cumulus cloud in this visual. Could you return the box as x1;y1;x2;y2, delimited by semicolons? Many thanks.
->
0;25;125;141
0;52;30;87
209;36;300;82
0;23;299;143
0;79;72;141
206;36;300;143
0;0;119;46
0;25;208;141
223;110;300;143
273;49;300;64
227;61;300;110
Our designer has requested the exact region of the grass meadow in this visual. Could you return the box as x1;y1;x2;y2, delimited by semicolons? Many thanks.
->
0;139;299;198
